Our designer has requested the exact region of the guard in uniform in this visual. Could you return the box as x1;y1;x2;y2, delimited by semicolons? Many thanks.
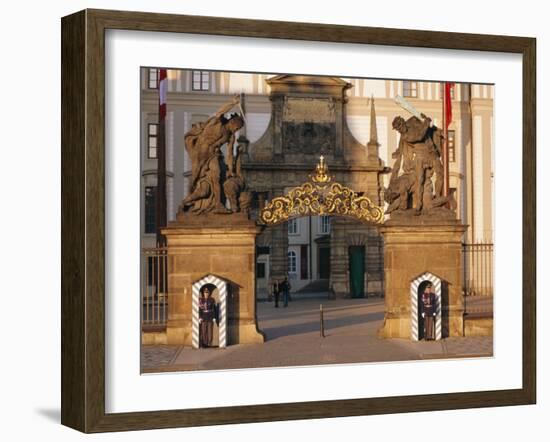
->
420;282;437;340
199;286;218;348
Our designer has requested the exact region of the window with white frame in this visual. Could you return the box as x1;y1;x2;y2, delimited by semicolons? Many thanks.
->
288;218;299;235
148;68;159;89
447;130;456;163
319;216;331;234
147;123;158;159
192;70;210;91
403;80;418;98
288;250;297;274
256;262;266;279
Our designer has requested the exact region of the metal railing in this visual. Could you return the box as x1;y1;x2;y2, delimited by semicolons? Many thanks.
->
462;242;493;297
142;247;168;330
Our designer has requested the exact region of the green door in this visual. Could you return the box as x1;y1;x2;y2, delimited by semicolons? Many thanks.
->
349;246;365;298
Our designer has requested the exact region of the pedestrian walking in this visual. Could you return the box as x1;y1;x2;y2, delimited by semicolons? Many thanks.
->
281;277;291;307
272;280;280;308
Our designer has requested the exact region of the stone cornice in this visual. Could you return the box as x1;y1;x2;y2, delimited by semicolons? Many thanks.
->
242;162;389;174
141;169;175;178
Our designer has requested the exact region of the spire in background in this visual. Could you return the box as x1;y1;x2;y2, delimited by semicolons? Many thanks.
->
368;94;379;146
366;95;381;165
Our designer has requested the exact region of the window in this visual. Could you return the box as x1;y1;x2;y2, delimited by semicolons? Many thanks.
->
147;123;158;159
319;216;331;234
256;262;266;279
288;250;297;274
403;81;418;98
148;68;159;89
252;191;269;210
447;130;456;163
256;246;270;255
300;245;308;280
192;71;210;91
288;218;299;235
145;186;157;234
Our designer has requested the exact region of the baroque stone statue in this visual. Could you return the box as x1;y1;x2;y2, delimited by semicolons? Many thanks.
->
180;95;248;215
223;138;248;213
385;111;455;215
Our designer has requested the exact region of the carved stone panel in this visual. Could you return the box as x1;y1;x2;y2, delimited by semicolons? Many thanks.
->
283;97;335;123
282;97;336;153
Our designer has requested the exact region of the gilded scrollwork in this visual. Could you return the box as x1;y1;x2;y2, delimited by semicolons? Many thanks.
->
260;156;384;225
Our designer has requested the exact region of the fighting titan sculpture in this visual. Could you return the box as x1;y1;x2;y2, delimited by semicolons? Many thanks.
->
384;96;456;216
179;95;251;215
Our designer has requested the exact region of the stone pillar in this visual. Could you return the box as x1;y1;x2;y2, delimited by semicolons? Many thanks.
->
271;95;284;161
378;218;467;339
334;96;345;158
364;172;382;203
162;215;265;346
269;188;289;282
269;222;288;282
330;217;349;298
366;226;384;296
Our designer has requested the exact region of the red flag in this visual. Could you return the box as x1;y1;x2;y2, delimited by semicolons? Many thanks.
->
158;69;167;120
156;69;167;247
444;82;454;128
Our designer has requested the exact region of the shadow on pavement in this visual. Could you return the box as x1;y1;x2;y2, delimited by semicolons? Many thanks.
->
260;311;384;340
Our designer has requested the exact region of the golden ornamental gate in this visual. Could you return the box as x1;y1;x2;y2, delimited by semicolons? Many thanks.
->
259;156;384;226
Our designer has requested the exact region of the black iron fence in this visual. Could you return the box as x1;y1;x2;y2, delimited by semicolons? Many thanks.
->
142;247;168;330
462;242;493;297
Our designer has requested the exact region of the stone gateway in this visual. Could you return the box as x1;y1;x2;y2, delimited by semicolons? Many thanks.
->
153;75;480;347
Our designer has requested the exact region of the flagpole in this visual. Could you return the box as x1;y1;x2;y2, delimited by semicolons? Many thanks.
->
442;82;450;197
156;69;167;248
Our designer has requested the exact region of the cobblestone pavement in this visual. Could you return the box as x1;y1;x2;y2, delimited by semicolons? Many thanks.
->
141;295;493;373
141;345;181;371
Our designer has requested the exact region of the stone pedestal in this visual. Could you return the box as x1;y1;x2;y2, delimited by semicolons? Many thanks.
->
378;217;467;339
162;213;265;346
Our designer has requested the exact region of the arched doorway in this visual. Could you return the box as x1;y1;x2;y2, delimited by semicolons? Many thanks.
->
259;156;384;299
348;245;365;298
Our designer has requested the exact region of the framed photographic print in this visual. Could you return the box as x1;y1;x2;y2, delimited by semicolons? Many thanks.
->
61;8;536;433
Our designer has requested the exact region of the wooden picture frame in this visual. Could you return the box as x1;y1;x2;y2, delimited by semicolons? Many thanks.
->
61;8;536;433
